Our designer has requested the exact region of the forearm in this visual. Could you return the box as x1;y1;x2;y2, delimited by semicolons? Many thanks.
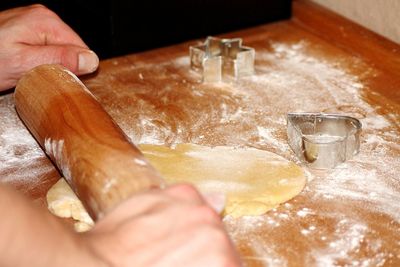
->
0;184;105;267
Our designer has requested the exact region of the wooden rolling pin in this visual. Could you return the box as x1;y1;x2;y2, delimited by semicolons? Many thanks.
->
14;64;164;219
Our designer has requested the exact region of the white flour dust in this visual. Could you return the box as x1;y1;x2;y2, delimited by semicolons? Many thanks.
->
212;41;399;266
15;38;396;266
0;94;51;184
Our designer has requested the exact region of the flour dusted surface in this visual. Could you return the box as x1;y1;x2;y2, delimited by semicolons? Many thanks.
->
1;32;399;266
83;38;400;266
0;94;57;200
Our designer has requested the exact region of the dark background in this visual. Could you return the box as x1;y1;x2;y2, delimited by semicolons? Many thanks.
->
0;1;292;59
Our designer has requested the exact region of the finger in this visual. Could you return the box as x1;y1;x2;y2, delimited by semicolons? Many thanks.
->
95;190;177;225
164;184;206;204
94;203;224;254
166;184;226;214
12;4;88;48
152;224;241;267
34;13;88;48
95;188;221;231
20;44;99;75
202;192;226;214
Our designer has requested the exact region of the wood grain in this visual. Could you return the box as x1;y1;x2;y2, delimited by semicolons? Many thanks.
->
1;1;400;266
14;64;164;219
293;0;400;103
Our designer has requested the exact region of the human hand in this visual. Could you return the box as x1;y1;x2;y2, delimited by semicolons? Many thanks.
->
0;4;99;91
82;184;242;267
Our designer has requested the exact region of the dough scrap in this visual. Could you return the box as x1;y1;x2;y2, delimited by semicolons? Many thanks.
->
139;144;306;217
46;178;94;232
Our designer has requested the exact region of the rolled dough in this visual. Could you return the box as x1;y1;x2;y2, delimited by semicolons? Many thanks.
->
139;144;306;218
46;144;306;228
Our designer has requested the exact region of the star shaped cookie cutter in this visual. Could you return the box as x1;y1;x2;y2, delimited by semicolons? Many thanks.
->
189;36;255;82
287;112;362;169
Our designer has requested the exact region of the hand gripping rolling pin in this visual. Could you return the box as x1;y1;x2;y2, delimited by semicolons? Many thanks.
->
14;64;164;220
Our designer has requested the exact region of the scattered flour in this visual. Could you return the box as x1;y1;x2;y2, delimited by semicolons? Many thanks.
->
217;41;399;266
82;40;400;267
44;138;71;184
0;94;51;185
1;38;397;266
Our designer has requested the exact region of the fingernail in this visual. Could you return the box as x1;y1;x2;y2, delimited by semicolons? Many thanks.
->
203;192;226;214
78;50;99;74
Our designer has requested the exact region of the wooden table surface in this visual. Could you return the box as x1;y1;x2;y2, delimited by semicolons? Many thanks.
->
1;0;400;266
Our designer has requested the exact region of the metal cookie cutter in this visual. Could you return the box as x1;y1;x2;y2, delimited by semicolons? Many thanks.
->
189;36;255;83
287;112;362;169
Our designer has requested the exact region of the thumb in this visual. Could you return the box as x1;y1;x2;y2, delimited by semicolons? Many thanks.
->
23;44;99;76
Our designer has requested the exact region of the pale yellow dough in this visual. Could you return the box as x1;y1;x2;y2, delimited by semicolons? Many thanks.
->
46;178;94;232
139;144;306;218
47;144;306;225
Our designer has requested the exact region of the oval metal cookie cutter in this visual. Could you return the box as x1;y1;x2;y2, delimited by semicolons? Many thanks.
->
287;112;362;169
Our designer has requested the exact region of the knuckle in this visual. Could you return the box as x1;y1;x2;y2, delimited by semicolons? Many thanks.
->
53;47;78;71
29;3;46;9
168;183;204;201
57;46;71;62
25;4;55;18
192;204;221;222
175;183;201;196
27;4;49;13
